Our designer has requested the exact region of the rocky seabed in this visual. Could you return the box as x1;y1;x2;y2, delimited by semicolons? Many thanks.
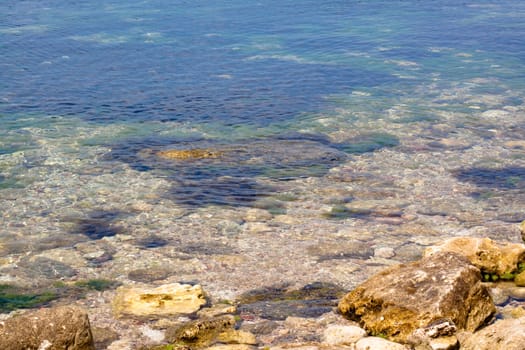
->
1;235;525;350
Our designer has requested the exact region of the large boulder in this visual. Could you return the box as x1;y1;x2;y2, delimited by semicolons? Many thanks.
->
338;252;495;343
424;237;525;276
112;283;207;317
0;305;95;350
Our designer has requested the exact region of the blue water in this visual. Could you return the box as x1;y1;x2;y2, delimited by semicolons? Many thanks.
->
2;0;523;123
1;0;525;206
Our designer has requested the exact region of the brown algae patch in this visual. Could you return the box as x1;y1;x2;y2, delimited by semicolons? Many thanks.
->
157;149;224;160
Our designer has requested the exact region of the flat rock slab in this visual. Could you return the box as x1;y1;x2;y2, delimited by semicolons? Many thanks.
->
0;305;94;350
338;252;495;343
112;283;207;317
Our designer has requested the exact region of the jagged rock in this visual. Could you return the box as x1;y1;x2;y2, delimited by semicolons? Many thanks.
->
322;324;367;345
165;315;256;348
0;305;95;350
165;315;236;347
424;237;525;276
338;252;495;343
112;283;207;317
457;317;525;350
355;336;409;350
408;318;458;349
520;220;525;243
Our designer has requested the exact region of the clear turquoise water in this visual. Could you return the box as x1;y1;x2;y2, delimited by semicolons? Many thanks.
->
1;1;525;210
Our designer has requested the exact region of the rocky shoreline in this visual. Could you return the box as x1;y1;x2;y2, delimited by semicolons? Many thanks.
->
1;235;525;350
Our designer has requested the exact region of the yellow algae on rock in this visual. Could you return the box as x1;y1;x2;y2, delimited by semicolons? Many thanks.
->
112;283;206;317
424;237;525;276
157;149;223;160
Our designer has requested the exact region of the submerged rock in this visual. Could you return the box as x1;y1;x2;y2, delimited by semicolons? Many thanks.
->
157;149;224;160
338;252;495;343
112;283;207;317
424;237;525;276
0;305;95;350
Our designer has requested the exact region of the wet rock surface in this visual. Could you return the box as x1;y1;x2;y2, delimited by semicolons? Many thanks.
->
1;239;525;349
0;305;95;350
338;251;495;343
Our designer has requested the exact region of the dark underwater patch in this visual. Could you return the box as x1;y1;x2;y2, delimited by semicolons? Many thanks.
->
237;282;346;320
454;166;525;190
102;131;400;208
336;132;400;154
103;133;350;208
67;210;124;240
135;235;169;249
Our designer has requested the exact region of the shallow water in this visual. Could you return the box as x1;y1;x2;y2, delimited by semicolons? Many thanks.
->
1;0;525;309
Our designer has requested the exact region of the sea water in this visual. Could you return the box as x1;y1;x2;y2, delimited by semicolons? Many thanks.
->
1;0;525;299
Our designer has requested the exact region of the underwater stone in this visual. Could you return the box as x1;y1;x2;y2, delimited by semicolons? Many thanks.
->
157;148;224;159
18;256;77;279
338;252;495;343
112;283;206;317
